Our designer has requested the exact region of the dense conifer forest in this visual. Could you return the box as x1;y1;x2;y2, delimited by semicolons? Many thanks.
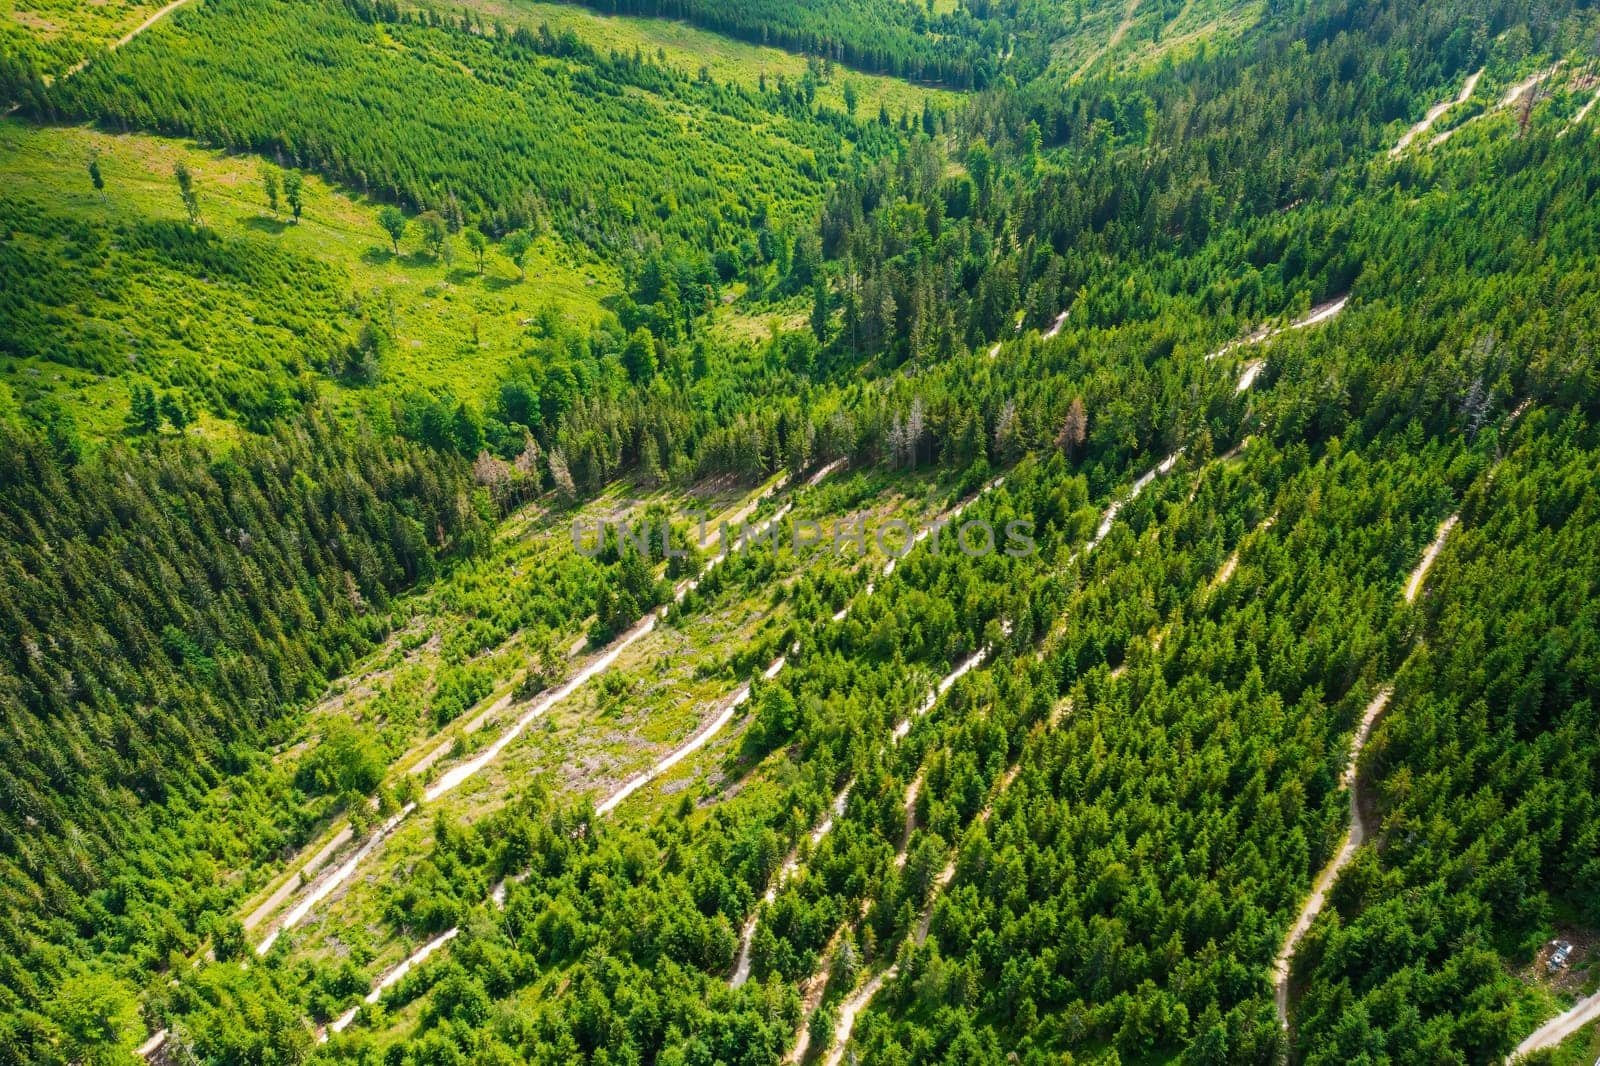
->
2;0;1600;1062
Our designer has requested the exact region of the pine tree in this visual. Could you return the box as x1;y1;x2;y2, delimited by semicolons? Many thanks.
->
128;384;162;434
810;275;831;343
159;392;192;432
1056;397;1087;457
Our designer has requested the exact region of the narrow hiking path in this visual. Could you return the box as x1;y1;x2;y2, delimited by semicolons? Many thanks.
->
1271;509;1472;1030
1405;515;1459;603
6;0;196;111
989;305;1067;358
895;648;990;740
1087;452;1181;555
1391;69;1482;156
136;1029;168;1059
1237;360;1266;392
1211;513;1277;590
328;929;459;1036
254;469;837;954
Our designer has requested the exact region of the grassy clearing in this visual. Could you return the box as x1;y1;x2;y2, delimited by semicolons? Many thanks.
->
1;0;167;75
1115;0;1264;75
1051;0;1263;82
0;120;613;437
1540;1023;1600;1065
260;469;948;986
425;0;960;119
233;474;769;929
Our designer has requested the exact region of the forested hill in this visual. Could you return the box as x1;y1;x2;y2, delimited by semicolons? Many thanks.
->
542;0;1010;87
1;0;1600;1062
28;0;898;247
0;408;485;1053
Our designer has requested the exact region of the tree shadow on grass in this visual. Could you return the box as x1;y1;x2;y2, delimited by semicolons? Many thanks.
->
243;215;291;236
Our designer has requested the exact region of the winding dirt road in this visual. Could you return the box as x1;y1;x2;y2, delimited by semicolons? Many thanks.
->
1271;686;1393;1026
1391;69;1482;156
1271;512;1461;1027
1206;297;1349;364
1074;0;1141;80
1509;990;1600;1060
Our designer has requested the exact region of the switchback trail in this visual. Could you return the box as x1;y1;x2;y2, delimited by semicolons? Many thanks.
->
1430;65;1562;150
1391;69;1482;156
795;437;1219;1058
819;485;1262;1064
732;478;1013;988
794;310;1318;1059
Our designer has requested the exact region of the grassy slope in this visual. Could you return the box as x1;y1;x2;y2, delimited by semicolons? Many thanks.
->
430;0;960;119
0;120;612;438
1051;0;1263;82
1;0;166;75
260;469;948;981
233;473;771;922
